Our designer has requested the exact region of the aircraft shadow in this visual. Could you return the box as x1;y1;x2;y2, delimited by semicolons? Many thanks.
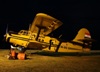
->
27;51;100;57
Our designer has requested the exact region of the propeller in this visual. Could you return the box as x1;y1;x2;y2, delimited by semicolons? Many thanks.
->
3;24;8;41
2;24;11;49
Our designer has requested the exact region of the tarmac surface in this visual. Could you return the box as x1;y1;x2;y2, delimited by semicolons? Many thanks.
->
0;49;100;72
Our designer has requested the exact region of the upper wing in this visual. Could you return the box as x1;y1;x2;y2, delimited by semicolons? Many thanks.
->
29;13;63;35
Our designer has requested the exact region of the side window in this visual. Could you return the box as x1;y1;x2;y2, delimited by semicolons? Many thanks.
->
38;39;40;42
24;31;26;35
51;41;53;45
60;46;63;48
18;30;23;35
33;35;36;38
31;33;36;37
30;34;36;39
18;30;28;35
64;46;67;49
42;39;44;42
25;31;28;35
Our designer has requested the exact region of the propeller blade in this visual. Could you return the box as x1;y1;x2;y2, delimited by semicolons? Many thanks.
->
3;24;9;42
4;24;8;37
6;24;8;34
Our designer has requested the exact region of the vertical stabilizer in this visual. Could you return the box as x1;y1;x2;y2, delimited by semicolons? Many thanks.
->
65;28;92;52
73;28;91;42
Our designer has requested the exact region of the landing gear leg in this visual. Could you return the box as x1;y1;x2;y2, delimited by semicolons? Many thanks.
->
8;46;26;60
17;47;26;60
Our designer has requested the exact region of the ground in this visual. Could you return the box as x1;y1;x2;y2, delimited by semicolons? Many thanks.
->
0;49;100;72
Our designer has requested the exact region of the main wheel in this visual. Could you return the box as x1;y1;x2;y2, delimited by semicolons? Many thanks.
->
17;53;26;60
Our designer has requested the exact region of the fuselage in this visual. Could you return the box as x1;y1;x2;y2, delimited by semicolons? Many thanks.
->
5;30;89;53
5;30;59;50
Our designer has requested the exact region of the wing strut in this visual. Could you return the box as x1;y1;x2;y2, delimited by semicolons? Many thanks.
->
55;34;63;52
55;41;62;52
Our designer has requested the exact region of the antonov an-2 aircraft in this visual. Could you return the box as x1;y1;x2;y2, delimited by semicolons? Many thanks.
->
4;13;94;54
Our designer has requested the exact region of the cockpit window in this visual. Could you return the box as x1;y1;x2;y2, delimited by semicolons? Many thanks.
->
18;30;28;35
24;31;28;35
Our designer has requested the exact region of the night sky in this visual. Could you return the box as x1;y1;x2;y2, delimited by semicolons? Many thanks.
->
0;0;100;50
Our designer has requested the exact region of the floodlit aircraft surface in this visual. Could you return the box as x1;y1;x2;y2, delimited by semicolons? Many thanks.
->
43;28;95;53
4;13;95;53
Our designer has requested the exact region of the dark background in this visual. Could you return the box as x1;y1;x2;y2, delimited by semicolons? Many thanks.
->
0;0;100;50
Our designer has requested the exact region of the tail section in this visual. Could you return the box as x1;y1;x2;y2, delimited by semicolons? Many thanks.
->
58;28;92;52
43;28;93;53
73;28;91;42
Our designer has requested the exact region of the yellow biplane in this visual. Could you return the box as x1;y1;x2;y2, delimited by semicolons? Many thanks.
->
4;13;95;55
